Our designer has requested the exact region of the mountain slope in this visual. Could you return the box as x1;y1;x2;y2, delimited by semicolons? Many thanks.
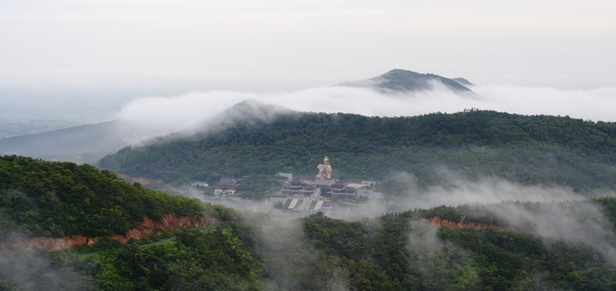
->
3;153;616;290
0;121;129;163
0;155;202;239
342;69;472;92
98;103;616;192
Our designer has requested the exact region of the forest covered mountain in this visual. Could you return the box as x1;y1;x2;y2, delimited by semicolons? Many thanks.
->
99;101;616;193
0;69;469;165
341;69;472;92
3;156;616;290
0;155;203;239
4;97;616;290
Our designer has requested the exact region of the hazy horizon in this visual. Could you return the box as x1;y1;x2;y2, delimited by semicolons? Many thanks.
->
2;1;615;90
2;0;616;137
2;80;616;140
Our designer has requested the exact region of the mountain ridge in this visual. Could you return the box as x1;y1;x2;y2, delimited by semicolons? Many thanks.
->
0;121;131;163
341;69;472;92
98;105;616;192
0;69;471;163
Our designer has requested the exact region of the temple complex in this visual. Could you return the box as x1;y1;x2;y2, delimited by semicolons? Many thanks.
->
270;156;384;217
198;157;382;219
214;177;238;196
279;156;377;201
280;178;317;196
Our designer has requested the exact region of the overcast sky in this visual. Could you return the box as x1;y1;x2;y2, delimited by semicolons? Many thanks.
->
2;0;615;93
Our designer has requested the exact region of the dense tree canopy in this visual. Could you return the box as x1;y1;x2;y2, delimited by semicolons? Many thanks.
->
3;178;616;290
0;155;203;238
99;109;616;192
4;106;616;290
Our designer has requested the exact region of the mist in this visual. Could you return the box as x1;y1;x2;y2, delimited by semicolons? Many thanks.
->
361;171;616;268
118;82;616;270
0;249;93;290
116;83;616;141
407;223;478;288
255;215;351;291
481;200;616;264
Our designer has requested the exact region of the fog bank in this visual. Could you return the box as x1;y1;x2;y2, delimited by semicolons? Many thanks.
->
117;84;616;140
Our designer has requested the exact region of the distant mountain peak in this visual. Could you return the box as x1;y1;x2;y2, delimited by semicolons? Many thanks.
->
184;99;293;137
221;99;291;119
210;99;292;127
341;69;472;93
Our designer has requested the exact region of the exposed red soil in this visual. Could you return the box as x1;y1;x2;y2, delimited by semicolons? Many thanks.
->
1;214;214;252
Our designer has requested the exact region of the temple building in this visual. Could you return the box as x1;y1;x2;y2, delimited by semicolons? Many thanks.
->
278;156;381;201
281;178;317;196
214;177;238;196
323;180;357;200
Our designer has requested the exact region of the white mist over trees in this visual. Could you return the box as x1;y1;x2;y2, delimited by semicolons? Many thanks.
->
116;84;616;140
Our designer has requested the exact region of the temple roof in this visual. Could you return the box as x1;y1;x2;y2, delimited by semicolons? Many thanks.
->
216;177;238;187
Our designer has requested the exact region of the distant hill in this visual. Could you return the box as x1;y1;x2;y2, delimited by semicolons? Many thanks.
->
99;101;616;192
0;100;291;164
0;70;472;163
0;121;148;164
341;69;472;93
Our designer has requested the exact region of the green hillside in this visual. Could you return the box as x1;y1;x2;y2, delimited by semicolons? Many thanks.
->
0;155;202;239
0;121;128;164
0;155;264;290
99;106;616;192
2;156;616;290
4;198;616;290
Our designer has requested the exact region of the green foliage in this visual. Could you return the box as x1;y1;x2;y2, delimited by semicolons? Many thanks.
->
4;150;616;290
292;203;616;291
100;228;262;291
3;198;616;290
99;110;616;193
235;174;285;200
200;186;215;197
0;155;203;238
377;173;416;198
84;209;265;291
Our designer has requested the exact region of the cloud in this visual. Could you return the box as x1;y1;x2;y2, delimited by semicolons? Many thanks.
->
471;85;616;122
116;84;616;142
118;82;616;268
0;248;92;290
254;217;318;290
225;210;350;291
335;170;603;218
476;200;616;267
407;223;479;289
116;91;252;139
375;171;616;267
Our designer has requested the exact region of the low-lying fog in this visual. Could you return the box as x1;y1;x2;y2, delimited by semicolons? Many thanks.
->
182;171;616;270
118;82;616;270
117;83;616;141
